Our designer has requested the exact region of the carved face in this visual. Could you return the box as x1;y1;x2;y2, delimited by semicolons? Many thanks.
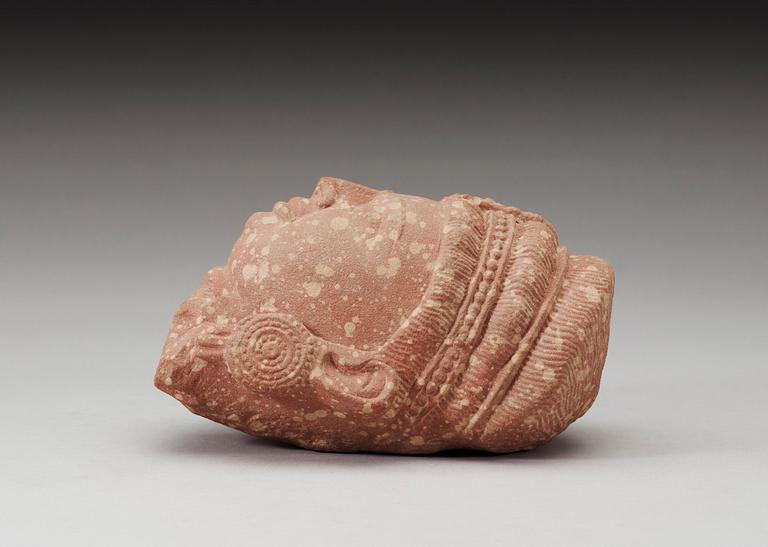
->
155;178;449;444
155;177;614;453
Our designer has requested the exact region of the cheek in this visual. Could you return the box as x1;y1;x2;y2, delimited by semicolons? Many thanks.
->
238;392;305;438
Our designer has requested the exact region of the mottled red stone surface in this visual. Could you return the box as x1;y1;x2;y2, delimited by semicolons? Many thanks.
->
155;177;615;453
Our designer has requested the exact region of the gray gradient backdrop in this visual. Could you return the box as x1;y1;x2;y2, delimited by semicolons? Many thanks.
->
1;4;766;546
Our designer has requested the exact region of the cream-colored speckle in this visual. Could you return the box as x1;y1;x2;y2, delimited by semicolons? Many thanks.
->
257;261;270;283
405;211;418;224
333;411;346;419
309;366;323;380
271;264;282;274
315;263;335;278
365;234;384;250
260;245;271;256
388;229;399;241
304;410;328;421
542;368;556;381
583;285;601;303
409;241;424;255
261;215;278;224
246;232;258;245
260;297;278;313
243;261;270;283
330;217;349;230
553;335;564;350
191;358;207;372
163;376;172;386
249;420;266;432
362;403;373;414
376;257;401;278
303;281;322;297
344;321;357;338
242;263;258;282
409;435;425;446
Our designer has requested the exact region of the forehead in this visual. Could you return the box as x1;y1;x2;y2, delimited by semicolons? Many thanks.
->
229;191;445;349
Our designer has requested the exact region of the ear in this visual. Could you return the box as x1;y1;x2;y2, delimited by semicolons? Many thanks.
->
310;348;401;416
225;312;402;416
224;313;315;393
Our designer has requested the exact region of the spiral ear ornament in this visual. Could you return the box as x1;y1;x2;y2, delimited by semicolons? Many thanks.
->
224;313;316;392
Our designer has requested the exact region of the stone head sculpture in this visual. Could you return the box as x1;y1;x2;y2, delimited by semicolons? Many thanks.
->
155;177;614;453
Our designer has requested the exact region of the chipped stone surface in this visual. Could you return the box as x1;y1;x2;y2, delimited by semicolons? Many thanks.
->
155;177;615;453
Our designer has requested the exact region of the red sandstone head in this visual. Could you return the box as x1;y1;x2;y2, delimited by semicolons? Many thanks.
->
155;177;614;453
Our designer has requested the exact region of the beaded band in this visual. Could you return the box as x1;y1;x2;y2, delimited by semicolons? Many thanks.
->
397;208;516;424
